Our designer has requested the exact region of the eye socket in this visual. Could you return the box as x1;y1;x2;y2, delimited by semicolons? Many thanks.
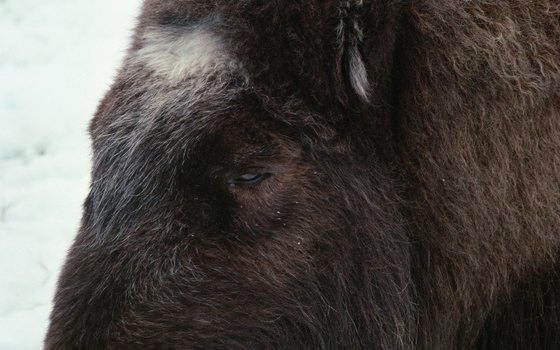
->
228;171;269;186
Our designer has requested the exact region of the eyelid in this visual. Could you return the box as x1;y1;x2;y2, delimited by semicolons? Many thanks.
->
227;170;271;186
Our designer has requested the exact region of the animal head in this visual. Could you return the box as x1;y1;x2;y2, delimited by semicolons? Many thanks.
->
47;0;560;348
46;1;414;349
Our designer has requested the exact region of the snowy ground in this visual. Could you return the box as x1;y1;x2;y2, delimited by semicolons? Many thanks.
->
0;1;142;348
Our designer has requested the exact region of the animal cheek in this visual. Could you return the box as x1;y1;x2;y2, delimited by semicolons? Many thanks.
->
229;179;303;235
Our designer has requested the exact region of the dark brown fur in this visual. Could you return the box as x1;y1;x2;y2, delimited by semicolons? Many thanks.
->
45;0;560;349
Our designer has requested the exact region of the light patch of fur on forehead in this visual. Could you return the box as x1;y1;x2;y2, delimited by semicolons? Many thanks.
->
133;24;240;83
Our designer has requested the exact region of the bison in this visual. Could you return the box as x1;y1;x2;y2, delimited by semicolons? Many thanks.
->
45;0;560;349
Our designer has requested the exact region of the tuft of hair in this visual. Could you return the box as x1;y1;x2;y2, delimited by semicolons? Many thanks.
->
337;0;370;103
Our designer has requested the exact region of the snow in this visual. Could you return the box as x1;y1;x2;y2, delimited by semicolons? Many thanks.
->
0;1;142;348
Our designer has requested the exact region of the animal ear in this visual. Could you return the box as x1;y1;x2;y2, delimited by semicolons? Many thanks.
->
336;0;370;103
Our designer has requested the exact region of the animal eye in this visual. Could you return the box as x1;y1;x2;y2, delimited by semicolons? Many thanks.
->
228;172;268;186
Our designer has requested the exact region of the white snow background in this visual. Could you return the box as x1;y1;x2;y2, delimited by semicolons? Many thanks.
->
0;0;142;348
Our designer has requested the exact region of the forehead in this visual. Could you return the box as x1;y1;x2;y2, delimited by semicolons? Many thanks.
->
95;2;339;161
133;22;242;85
133;0;338;103
94;19;253;154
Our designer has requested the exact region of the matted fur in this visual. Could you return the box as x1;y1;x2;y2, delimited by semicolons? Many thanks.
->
45;0;560;349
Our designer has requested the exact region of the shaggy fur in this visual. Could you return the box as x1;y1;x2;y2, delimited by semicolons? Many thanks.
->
45;0;560;349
